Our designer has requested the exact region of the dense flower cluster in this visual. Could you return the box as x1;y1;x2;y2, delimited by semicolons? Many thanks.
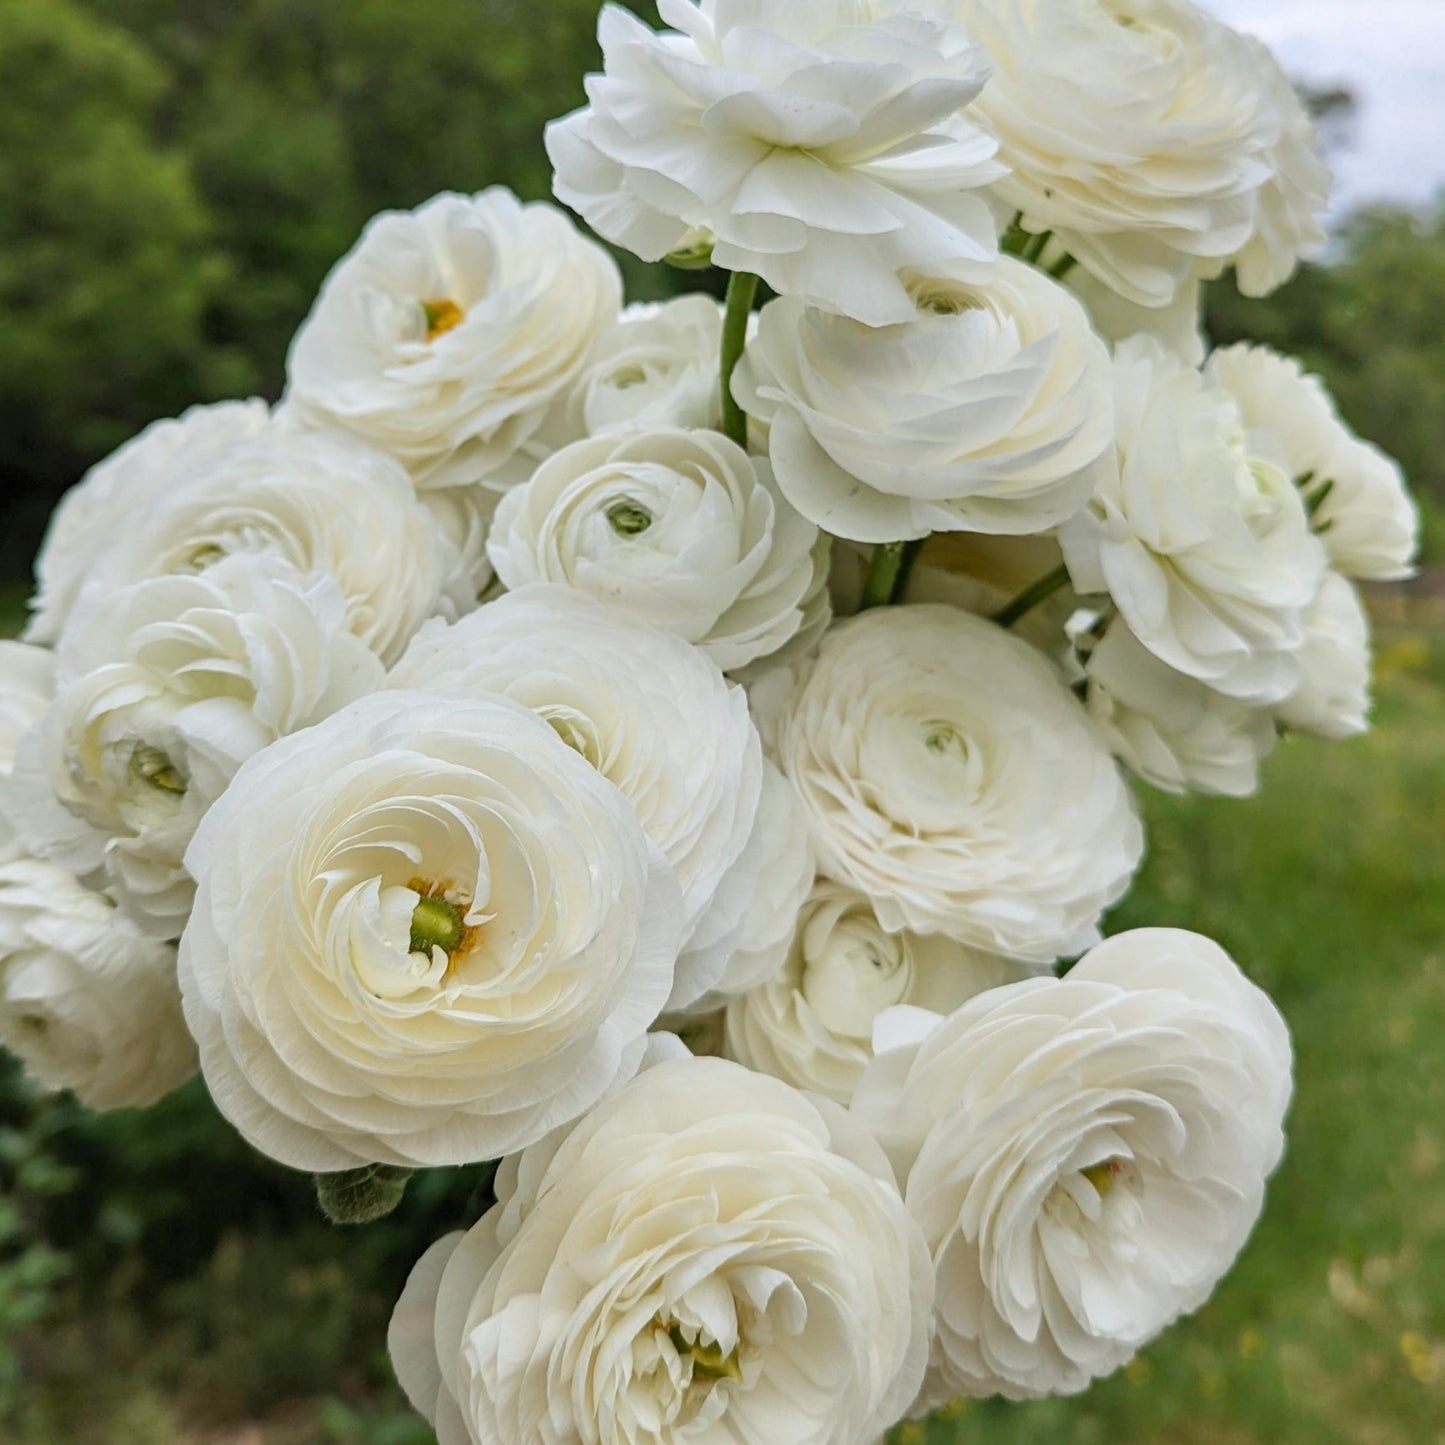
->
0;1;1417;1440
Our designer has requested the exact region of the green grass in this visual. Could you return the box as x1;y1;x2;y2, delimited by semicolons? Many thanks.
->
6;620;1443;1444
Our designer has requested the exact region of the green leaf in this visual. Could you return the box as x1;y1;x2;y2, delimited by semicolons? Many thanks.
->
313;1164;413;1226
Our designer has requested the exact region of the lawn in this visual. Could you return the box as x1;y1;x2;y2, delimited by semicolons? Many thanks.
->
4;611;1442;1445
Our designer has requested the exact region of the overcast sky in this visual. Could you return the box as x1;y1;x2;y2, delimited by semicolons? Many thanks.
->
1202;0;1445;221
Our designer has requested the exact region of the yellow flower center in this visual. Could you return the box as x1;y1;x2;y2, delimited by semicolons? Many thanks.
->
420;297;465;341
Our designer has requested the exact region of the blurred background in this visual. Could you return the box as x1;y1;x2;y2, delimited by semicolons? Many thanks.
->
0;2;1440;1442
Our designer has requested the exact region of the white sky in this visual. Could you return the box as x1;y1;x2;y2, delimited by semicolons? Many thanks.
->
1202;0;1445;221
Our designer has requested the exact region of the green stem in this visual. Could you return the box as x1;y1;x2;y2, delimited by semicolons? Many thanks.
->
1021;228;1052;265
1048;250;1078;281
719;270;760;448
991;564;1071;629
860;539;924;610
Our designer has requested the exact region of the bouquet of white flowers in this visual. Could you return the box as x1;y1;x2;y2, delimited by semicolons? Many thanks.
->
0;1;1419;1440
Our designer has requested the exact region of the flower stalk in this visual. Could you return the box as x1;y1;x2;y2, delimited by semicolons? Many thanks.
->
719;270;760;447
992;564;1071;628
860;539;924;610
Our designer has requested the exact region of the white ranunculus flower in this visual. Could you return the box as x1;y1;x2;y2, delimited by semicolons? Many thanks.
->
25;400;271;646
487;427;828;672
726;879;1029;1103
0;858;195;1110
852;927;1292;1404
388;1053;932;1445
773;605;1142;964
1205;342;1418;582
955;0;1327;307
674;760;815;1014
1067;267;1206;366
7;556;388;936
733;259;1114;542
418;485;501;604
178;691;686;1171
1060;336;1327;705
546;0;1003;327
1084;618;1277;797
542;294;728;449
0;643;55;863
49;419;471;666
390;585;762;1009
1275;572;1371;740
1231;34;1334;299
283;189;621;490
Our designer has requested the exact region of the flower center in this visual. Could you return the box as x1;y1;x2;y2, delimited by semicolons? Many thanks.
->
129;744;187;796
801;912;913;1038
922;719;967;761
420;297;465;341
1082;1157;1128;1197
605;498;654;537
667;1325;743;1385
184;543;227;572
408;895;466;956
905;274;983;317
540;707;606;770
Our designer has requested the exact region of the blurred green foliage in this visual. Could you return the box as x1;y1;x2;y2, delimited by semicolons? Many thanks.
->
1208;200;1445;549
0;0;659;583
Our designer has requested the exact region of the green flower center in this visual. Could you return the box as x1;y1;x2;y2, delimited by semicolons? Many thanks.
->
131;745;187;796
409;895;466;957
606;499;653;537
668;1326;743;1384
1083;1158;1126;1197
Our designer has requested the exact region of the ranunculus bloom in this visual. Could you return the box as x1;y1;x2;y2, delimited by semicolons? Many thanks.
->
852;927;1292;1404
25;399;271;646
1206;342;1418;582
6;557;386;938
1084;617;1277;798
1274;572;1371;740
388;1051;932;1444
547;0;1003;326
38;417;472;666
0;858;195;1110
733;259;1114;542
283;189;621;489
0;642;55;863
488;427;828;672
389;585;765;1010
1060;336;1326;705
771;605;1142;964
676;760;815;1015
179;691;686;1170
540;295;729;450
953;0;1328;306
1066;268;1206;366
726;878;1028;1102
